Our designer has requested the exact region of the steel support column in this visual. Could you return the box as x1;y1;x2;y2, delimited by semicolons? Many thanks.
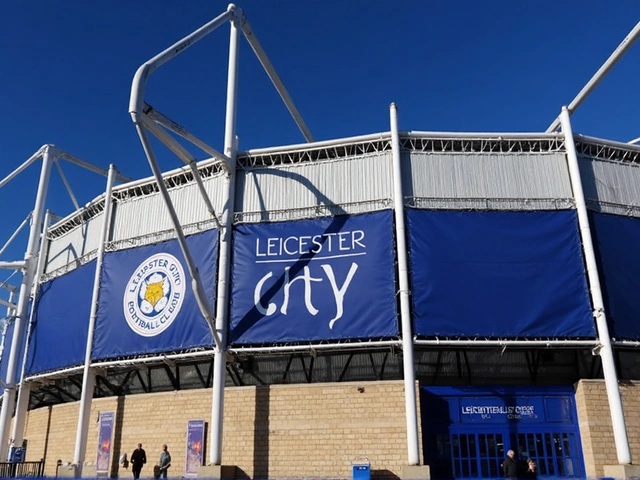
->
73;165;117;470
210;8;241;465
0;147;53;460
390;103;420;466
560;107;631;464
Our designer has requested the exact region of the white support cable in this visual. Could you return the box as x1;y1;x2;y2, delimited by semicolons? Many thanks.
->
0;213;32;259
140;114;223;229
0;299;16;311
0;283;17;294
0;147;45;190
0;146;53;460
129;7;235;117
240;18;314;143
547;21;640;133
144;103;230;169
560;107;632;465
54;159;81;211
0;261;26;271
390;103;420;466
73;166;117;470
11;211;51;451
131;123;223;352
57;151;133;184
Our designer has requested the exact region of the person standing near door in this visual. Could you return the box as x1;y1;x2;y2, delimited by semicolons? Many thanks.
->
502;449;518;479
130;443;147;479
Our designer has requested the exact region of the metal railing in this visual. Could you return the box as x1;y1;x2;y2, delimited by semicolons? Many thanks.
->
0;459;45;477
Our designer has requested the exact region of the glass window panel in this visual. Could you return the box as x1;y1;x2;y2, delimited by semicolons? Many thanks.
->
481;459;489;477
478;434;485;458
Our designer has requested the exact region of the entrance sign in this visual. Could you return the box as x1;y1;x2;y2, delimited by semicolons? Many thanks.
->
229;211;398;345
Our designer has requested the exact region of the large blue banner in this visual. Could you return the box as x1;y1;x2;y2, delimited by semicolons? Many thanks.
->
92;230;217;360
229;211;398;345
407;210;595;338
590;212;640;339
26;261;96;375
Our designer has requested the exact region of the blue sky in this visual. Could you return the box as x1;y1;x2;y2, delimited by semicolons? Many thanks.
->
0;1;639;296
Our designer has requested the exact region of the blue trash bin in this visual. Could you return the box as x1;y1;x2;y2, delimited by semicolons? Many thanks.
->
352;460;370;480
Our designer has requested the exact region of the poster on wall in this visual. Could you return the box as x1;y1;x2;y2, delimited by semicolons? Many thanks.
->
96;411;115;475
229;210;399;345
185;420;205;477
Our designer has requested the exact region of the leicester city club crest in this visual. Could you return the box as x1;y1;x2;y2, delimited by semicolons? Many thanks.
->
123;253;186;337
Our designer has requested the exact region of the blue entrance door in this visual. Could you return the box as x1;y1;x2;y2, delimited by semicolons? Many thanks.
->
421;387;585;479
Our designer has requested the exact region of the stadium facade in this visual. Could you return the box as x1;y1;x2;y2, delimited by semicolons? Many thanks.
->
2;5;640;480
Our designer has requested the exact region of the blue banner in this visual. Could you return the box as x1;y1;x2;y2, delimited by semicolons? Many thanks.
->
229;211;398;345
407;210;595;338
185;420;205;477
26;261;96;375
590;212;640;339
96;411;114;474
92;230;217;360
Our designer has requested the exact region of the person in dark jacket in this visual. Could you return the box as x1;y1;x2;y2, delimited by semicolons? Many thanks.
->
502;449;518;479
524;458;538;479
130;443;147;479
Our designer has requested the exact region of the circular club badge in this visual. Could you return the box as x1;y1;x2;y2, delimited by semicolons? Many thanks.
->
123;253;186;337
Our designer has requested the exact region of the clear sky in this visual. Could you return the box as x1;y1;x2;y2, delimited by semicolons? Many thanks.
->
0;1;639;296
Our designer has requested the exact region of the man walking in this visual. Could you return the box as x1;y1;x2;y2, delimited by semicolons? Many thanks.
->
502;449;519;479
130;443;147;479
159;444;172;478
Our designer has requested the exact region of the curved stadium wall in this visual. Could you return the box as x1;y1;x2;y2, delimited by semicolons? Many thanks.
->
10;132;640;478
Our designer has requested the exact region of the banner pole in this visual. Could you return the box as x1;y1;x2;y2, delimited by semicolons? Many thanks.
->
560;107;631;464
73;164;117;471
10;210;52;452
390;103;420;466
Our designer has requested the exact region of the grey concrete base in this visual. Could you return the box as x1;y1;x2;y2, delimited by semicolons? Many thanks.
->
198;464;237;479
402;464;430;479
603;464;640;479
56;464;79;478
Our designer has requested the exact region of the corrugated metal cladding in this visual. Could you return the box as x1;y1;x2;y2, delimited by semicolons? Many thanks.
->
405;151;574;210
235;151;393;223
44;211;104;275
580;156;640;218
110;173;227;247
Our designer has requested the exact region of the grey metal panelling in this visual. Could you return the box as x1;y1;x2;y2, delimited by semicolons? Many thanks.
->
580;156;640;218
235;152;393;223
406;152;573;209
111;173;227;245
44;211;104;274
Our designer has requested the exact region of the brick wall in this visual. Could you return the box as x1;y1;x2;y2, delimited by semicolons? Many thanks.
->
575;379;640;478
21;380;419;478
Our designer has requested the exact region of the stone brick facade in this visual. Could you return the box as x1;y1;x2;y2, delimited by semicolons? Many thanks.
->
574;379;640;478
21;380;420;478
21;379;640;478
